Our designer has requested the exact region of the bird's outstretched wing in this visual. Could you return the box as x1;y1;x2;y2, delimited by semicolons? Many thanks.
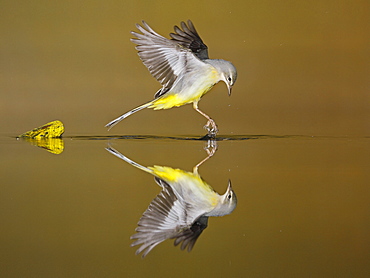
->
130;178;207;258
170;20;209;60
131;21;205;95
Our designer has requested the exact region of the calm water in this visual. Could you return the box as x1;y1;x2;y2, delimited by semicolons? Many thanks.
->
1;135;369;277
1;1;369;277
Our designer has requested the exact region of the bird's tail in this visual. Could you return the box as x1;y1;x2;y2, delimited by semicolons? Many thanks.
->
105;101;153;130
105;146;154;175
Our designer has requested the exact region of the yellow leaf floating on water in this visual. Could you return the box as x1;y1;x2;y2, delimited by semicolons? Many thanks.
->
18;120;64;139
18;120;65;154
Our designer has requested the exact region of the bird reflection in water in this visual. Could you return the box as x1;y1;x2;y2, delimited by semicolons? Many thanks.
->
106;141;237;258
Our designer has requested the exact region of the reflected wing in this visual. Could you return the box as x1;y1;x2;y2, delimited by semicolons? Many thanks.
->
172;215;208;252
131;21;205;93
170;20;209;60
131;178;206;258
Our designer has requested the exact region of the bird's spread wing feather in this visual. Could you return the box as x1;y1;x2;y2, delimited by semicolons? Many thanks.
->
170;20;209;60
131;21;205;95
131;178;208;257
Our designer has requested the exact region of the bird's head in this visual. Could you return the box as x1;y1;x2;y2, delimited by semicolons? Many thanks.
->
208;180;237;217
220;61;237;96
221;179;237;213
206;59;237;96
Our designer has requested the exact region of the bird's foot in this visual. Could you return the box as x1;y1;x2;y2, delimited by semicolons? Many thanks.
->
204;119;218;138
204;139;218;157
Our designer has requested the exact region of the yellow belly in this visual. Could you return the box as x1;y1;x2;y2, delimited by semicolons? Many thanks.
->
149;69;219;110
150;94;192;110
148;165;219;206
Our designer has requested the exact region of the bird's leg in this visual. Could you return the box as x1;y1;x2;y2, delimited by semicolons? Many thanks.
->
193;139;218;174
193;102;219;137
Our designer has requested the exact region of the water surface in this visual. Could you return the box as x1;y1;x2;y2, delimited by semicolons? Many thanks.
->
1;134;369;277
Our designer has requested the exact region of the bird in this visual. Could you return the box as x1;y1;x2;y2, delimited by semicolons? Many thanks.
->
105;20;237;137
105;146;237;258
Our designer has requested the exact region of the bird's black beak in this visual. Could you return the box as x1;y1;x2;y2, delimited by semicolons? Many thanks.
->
227;179;232;190
227;85;232;96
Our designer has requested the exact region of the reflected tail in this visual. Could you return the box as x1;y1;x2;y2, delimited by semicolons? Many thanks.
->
105;146;153;174
105;101;153;130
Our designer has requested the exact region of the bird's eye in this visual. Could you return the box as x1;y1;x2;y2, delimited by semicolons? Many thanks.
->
227;194;232;200
227;77;232;82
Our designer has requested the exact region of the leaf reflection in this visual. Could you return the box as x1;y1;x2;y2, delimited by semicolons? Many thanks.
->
106;141;237;258
18;138;64;154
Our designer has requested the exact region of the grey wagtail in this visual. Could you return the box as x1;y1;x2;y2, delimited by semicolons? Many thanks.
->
105;146;237;257
105;20;237;136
